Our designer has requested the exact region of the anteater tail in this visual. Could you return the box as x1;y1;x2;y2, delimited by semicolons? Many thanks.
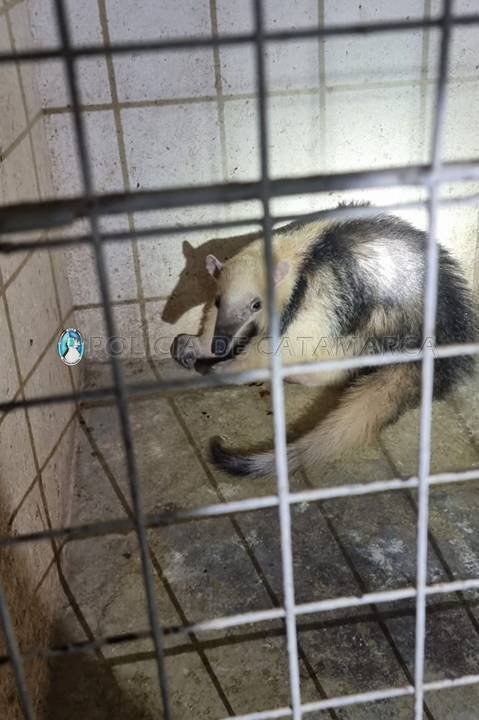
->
210;436;299;478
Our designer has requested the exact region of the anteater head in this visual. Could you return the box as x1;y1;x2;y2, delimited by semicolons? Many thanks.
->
205;252;289;358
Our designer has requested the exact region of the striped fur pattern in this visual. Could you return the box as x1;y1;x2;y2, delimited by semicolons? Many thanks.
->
171;212;478;478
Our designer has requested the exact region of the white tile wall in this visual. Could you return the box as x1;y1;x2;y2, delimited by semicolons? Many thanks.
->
75;303;146;360
432;80;479;162
44;110;123;195
324;0;426;25
222;97;259;181
0;407;36;512
223;93;321;182
0;300;18;405
6;251;60;378
122;103;223;189
24;346;75;467
65;215;138;305
1;127;39;202
107;0;215;102
10;484;56;585
324;85;423;172
29;0;112;106
0;135;40;283
9;2;43;121
323;0;425;86
324;29;424;86
24;0;479;360
427;25;479;81
0;15;27;151
0;7;80;715
30;113;54;197
424;0;479;81
217;0;319;33
35;57;112;107
217;0;320;94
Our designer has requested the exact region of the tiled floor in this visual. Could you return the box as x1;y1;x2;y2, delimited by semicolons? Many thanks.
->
44;358;479;719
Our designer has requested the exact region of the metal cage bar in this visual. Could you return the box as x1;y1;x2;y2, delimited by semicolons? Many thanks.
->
2;465;479;550
253;1;302;717
4;573;479;671
0;579;34;720
49;1;172;717
414;1;453;717
0;0;478;718
2;339;479;417
3;159;479;237
1;11;479;65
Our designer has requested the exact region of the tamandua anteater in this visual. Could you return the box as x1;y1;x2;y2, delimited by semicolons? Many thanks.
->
171;213;477;478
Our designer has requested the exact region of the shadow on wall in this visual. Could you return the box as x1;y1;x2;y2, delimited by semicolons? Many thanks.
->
161;231;261;325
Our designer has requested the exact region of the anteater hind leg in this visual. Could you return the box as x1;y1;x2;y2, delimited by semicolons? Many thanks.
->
297;363;422;468
211;363;422;478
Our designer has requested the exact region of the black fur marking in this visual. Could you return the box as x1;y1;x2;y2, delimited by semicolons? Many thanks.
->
279;213;477;400
280;275;308;335
210;437;257;477
280;217;385;336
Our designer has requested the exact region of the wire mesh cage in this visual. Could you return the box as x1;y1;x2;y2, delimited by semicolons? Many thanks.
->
1;0;479;718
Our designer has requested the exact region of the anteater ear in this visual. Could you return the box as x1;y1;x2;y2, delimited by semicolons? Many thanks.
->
274;259;289;286
206;254;223;278
182;240;195;258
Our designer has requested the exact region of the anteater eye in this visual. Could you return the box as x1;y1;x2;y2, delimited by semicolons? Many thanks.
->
214;295;220;308
251;298;262;312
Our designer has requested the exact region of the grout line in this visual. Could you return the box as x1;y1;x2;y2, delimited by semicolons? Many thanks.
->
73;296;183;312
0;251;34;301
0;250;35;300
0;0;26;20
19;0;84;580
0;584;474;668
94;5;233;711
39;72;479;118
419;0;433;164
22;308;73;386
300;468;437;720
0;304;74;434
43;95;220;114
209;0;229;181
155;380;338;718
33;553;57;594
7;409;78;531
1;110;42;163
105;592;479;667
473;217;479;294
380;437;479;639
96;0;149;362
75;298;144;311
79;415;235;715
1;267;102;666
3;4;95;665
317;0;326;172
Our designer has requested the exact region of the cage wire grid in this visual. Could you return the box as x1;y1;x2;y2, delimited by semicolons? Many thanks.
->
1;0;479;719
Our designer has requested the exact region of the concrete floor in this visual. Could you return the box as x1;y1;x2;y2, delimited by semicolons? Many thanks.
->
44;358;479;720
